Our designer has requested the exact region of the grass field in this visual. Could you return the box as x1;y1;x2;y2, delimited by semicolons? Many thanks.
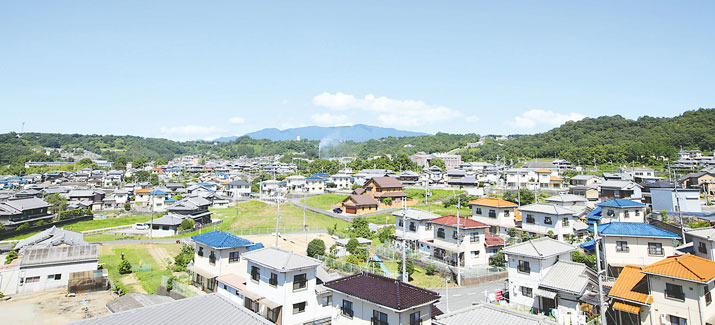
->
99;243;183;294
5;215;153;240
413;205;472;216
302;194;347;210
405;189;464;204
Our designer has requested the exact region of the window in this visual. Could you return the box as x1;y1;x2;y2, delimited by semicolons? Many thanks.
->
209;251;216;265
635;210;640;216
372;310;388;325
648;242;664;256
706;285;712;306
470;232;480;243
24;276;40;283
475;207;482;215
562;218;569;226
616;241;629;252
669;315;687;325
251;266;260;282
624;210;630;218
518;260;531;274
293;273;307;291
471;251;479;257
425;223;431;230
665;283;685;301
607;209;615;217
521;286;533;297
452;231;458;240
229;251;239;263
489;209;496;218
410;311;421;325
409;222;416;232
293;302;306;314
267;307;279;322
544;217;552;225
245;298;259;312
47;274;62;280
341;300;354;318
398;218;403;227
437;228;445;239
323;295;333;307
197;246;204;257
504;209;510;217
699;242;708;255
526;214;535;224
269;273;278;287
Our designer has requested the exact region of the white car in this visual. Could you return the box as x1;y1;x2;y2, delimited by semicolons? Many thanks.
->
134;223;150;230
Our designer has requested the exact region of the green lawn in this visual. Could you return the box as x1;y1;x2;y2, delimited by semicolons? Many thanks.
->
413;205;472;217
4;215;153;240
360;213;396;225
302;194;347;210
100;243;183;294
381;260;448;288
405;189;464;204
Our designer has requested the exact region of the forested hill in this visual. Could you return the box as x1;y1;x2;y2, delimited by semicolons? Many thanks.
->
460;108;715;164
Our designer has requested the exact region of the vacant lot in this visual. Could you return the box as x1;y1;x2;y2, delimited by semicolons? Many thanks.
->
99;243;183;294
0;288;114;325
303;194;347;210
6;215;153;240
405;188;464;204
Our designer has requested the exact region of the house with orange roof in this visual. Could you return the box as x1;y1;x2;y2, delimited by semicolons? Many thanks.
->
607;254;715;325
133;188;169;212
468;197;519;236
426;215;490;267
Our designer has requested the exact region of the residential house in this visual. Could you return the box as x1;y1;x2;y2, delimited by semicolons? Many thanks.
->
225;179;251;199
544;194;588;210
592;222;680;277
286;175;306;193
0;197;53;230
585;199;646;225
167;195;213;224
434;303;556;325
241;247;331;325
651;188;702;214
607;254;715;325
427;215;489;267
396;170;419;186
447;175;480;189
216;273;247;306
518;203;582;240
14;226;86;253
618;166;658;183
689;228;715;261
535;169;564;190
189;231;262;292
304;176;325;194
679;171;715;189
363;177;409;206
424;166;445;184
133;188;168;213
502;238;576;314
324;272;440;325
599;180;643;201
468;197;518;237
341;195;379;215
534;260;598;321
101;189;129;210
393;208;439;253
640;180;677;205
331;173;354;189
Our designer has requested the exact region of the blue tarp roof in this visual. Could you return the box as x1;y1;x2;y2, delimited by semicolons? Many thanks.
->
150;190;168;195
587;222;680;238
597;199;645;208
580;240;595;251
585;206;602;221
311;173;330;177
305;176;325;181
198;182;217;187
191;230;254;248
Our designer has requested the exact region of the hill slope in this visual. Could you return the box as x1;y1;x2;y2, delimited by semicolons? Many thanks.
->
238;124;428;142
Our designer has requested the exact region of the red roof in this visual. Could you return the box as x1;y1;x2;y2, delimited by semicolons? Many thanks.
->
485;233;506;246
429;215;488;229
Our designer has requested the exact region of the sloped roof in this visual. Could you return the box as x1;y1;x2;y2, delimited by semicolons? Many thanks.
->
608;265;653;304
641;254;715;283
539;261;596;295
434;303;557;325
20;245;99;267
597;199;645;208
392;208;441;221
535;168;553;173
15;226;86;252
544;194;587;203
343;194;378;206
191;230;254;249
71;293;272;325
429;215;489;229
590;222;679;239
517;203;576;216
550;176;564;181
468;197;517;208
324;272;439;311
369;176;403;188
242;247;321;272
106;293;174;313
502;237;575;259
688;228;715;241
484;233;506;246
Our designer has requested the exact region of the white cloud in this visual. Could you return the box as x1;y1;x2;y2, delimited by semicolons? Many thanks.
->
510;109;586;129
228;116;245;124
281;99;289;105
159;125;224;141
311;113;351;126
312;92;466;127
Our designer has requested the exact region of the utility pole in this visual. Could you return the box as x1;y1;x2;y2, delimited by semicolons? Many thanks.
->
673;170;686;241
149;191;154;239
303;190;307;243
594;222;607;325
456;196;461;286
445;277;450;312
275;193;282;247
401;199;408;282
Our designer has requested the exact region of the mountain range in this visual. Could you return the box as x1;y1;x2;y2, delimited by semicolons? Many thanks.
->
214;124;428;142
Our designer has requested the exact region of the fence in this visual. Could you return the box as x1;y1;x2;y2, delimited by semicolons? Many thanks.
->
316;255;396;278
161;275;199;297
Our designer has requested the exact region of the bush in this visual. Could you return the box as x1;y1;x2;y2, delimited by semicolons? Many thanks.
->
571;251;597;272
383;197;393;206
350;217;371;239
118;259;132;275
377;226;395;244
34;220;48;226
489;252;506;267
307;239;326;258
346;238;359;255
16;223;30;231
442;194;478;208
179;219;195;231
5;250;18;265
345;254;360;265
124;202;131;211
114;282;128;296
425;264;437;275
173;245;194;272
166;275;177;292
0;223;5;233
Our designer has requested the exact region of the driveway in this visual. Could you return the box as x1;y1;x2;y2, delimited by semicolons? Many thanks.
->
433;279;507;313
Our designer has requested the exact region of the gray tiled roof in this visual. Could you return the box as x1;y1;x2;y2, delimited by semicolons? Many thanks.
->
517;203;577;215
20;245;99;267
434;303;557;325
15;226;86;252
392;208;441;221
502;237;576;259
242;247;321;272
539;260;596;295
71;293;272;325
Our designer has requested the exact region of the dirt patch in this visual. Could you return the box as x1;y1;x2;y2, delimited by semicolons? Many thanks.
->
0;288;114;325
119;274;147;294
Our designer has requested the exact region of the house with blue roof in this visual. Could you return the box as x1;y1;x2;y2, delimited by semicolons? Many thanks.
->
591;199;646;224
590;222;680;277
305;176;326;194
189;230;261;292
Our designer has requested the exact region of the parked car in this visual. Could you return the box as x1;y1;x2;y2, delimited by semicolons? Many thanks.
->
332;207;342;214
134;223;150;230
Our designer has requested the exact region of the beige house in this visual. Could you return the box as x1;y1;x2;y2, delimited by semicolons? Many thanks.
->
468;197;519;236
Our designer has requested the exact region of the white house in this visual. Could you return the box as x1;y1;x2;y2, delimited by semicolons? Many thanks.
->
286;175;306;193
225;179;251;199
305;177;326;194
324;272;440;325
331;173;354;189
502;237;576;314
393;208;439;254
468;197;519;237
427;215;490;267
689;228;715;261
241;247;331;325
189;230;262;292
586;199;646;224
518;203;581;241
133;188;168;212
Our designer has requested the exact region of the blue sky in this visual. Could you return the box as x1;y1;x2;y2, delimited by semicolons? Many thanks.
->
1;1;713;141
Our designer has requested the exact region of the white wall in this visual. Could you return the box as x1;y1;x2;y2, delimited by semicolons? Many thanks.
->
330;291;433;325
520;212;574;240
194;243;250;279
18;261;98;294
505;253;571;311
649;275;715;325
601;236;676;270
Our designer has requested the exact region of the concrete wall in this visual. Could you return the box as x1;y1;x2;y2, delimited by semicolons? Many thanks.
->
18;261;98;294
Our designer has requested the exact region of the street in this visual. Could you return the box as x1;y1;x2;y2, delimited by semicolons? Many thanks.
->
433;279;507;313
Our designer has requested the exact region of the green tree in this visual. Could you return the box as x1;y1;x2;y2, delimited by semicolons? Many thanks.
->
425;264;437;275
173;245;195;272
571;250;597;272
113;156;128;170
133;170;151;183
377;226;395;244
132;157;147;169
397;259;415;281
179;219;195;231
5;251;18;264
383;197;393;206
503;188;535;205
118;259;132;274
44;193;68;213
124;202;131;211
306;239;326;258
150;174;160;186
429;158;445;169
351;217;371;239
155;157;168;166
346;238;359;255
489;252;506;267
660;210;669;222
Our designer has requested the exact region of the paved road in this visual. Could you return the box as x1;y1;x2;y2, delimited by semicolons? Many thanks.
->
288;200;354;222
433;279;507;313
